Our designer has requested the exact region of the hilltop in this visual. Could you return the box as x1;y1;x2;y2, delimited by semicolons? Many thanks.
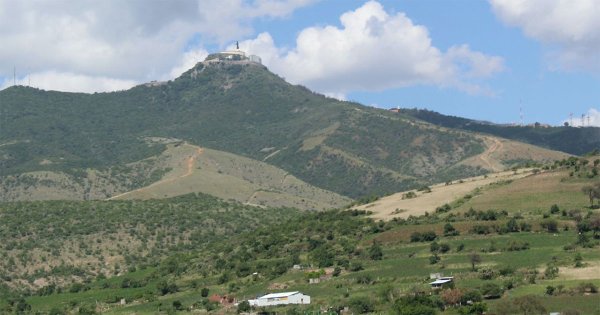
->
0;59;574;203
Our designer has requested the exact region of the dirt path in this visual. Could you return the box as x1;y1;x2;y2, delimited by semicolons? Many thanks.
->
478;137;503;172
107;144;203;200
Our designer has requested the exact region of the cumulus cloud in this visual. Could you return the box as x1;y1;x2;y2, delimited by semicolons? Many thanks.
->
563;108;600;127
490;0;600;71
0;0;315;92
238;1;504;97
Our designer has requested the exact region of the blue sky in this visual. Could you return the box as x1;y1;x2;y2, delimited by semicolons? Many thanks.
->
1;0;599;126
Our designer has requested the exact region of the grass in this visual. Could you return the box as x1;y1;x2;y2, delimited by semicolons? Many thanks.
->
455;171;592;213
114;143;350;210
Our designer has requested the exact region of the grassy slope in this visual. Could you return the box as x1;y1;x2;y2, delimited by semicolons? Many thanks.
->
0;61;572;200
11;162;600;314
110;142;350;210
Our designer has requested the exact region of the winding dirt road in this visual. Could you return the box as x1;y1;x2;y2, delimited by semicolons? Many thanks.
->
107;144;203;200
478;137;503;172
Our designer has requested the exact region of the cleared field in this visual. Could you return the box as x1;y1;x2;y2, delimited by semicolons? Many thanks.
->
355;169;535;220
110;143;350;210
460;136;570;172
454;170;593;213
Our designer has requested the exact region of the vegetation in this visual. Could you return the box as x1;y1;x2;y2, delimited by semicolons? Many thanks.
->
0;62;569;201
400;108;600;156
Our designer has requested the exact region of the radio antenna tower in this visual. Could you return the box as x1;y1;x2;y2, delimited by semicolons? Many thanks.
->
569;113;573;126
519;100;524;126
588;114;591;127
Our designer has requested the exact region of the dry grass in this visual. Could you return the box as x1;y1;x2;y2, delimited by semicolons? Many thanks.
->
460;136;570;172
111;143;350;210
356;169;535;221
559;262;600;280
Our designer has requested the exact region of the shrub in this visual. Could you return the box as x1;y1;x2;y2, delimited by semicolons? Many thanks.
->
479;268;497;280
237;300;251;313
506;240;529;251
470;225;490;235
348;296;375;314
480;283;503;299
540;219;559;233
201;287;209;297
443;223;459;236
410;231;437;242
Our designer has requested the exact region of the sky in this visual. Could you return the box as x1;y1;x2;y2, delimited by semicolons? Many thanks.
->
1;0;600;126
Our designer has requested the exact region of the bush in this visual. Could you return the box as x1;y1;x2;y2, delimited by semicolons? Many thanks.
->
480;283;503;299
157;280;178;296
392;296;437;315
540;219;559;233
237;300;251;313
429;254;441;265
506;240;529;251
349;296;375;314
201;287;209;297
443;223;459;236
470;225;490;235
410;231;437;242
479;268;497;280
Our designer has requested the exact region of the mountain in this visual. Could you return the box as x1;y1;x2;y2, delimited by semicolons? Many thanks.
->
400;108;600;156
0;60;571;202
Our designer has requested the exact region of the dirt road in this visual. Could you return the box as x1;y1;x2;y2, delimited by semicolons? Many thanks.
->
107;144;203;200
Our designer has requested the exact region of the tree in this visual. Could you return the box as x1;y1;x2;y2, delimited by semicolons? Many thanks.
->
513;295;546;315
441;288;463;306
237;300;251;313
581;183;600;207
348;296;375;314
443;223;459;236
368;241;383;260
200;287;210;297
469;252;482;271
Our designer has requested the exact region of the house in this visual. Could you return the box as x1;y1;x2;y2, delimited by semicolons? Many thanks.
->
248;291;310;307
429;276;454;289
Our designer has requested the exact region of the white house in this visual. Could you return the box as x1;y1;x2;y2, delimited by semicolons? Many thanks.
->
248;291;310;307
429;276;454;289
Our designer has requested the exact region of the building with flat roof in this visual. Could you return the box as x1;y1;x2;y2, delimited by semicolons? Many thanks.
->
248;291;310;307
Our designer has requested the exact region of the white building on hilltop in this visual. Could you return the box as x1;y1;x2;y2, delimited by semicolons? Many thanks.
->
248;291;310;307
204;41;262;64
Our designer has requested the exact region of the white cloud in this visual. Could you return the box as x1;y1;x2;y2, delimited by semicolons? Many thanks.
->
0;0;315;92
239;1;504;96
563;108;600;127
1;71;137;93
490;0;600;71
167;48;209;79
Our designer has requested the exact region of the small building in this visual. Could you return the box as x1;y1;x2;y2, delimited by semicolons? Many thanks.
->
429;276;454;289
248;291;310;307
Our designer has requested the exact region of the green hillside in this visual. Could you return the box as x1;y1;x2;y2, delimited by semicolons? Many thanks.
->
0;61;570;201
2;161;599;314
0;193;301;295
400;108;600;156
